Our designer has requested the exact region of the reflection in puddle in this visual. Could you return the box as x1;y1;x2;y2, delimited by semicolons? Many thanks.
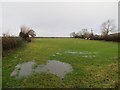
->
10;62;35;78
51;51;97;58
82;55;96;58
19;62;35;77
64;51;97;55
11;60;73;79
35;60;72;78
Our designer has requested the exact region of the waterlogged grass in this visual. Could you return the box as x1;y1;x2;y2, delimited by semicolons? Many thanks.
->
3;38;119;88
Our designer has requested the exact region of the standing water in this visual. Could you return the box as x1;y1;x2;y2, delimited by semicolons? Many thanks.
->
10;60;73;79
35;60;73;78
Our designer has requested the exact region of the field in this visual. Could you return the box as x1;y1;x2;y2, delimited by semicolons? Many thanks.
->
2;38;119;88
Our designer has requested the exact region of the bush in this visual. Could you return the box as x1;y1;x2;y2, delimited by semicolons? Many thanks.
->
92;35;104;40
2;37;24;51
92;33;120;42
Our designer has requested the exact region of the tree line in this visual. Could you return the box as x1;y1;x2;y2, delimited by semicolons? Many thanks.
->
70;19;120;42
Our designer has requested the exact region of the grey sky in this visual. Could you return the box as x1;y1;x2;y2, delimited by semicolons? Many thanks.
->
2;2;118;37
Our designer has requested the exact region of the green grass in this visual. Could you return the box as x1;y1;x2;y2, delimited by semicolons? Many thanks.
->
3;38;119;88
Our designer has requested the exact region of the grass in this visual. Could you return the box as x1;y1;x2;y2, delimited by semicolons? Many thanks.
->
2;38;119;88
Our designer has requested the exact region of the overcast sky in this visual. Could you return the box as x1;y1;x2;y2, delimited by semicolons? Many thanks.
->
2;2;118;37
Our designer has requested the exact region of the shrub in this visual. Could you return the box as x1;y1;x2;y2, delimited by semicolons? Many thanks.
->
2;36;24;53
92;33;120;42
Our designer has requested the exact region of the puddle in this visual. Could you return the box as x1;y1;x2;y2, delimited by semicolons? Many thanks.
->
51;51;97;58
19;62;35;77
64;51;97;55
35;60;72;78
11;60;73;79
56;52;62;55
52;54;56;56
52;52;62;56
82;55;96;58
10;61;35;78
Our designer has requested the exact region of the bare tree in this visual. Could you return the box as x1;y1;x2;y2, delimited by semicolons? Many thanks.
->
81;28;88;34
89;28;94;40
19;26;36;42
101;19;116;36
81;28;90;39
